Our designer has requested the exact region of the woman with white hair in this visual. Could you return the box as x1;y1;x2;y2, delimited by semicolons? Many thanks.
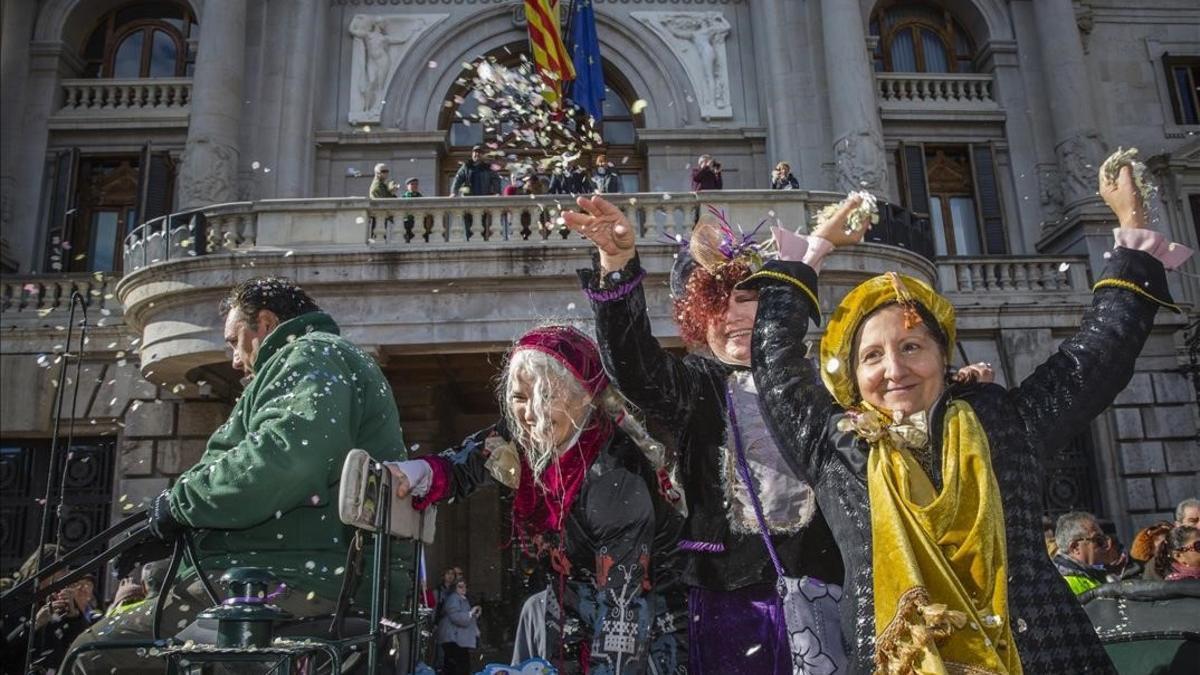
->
387;325;687;675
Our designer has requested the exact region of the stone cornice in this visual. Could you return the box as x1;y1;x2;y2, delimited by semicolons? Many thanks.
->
314;130;448;146
637;127;768;142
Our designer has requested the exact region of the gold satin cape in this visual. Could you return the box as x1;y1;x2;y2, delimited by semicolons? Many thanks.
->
868;401;1021;674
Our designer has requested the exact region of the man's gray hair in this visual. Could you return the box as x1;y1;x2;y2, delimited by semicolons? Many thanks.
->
374;162;388;174
1176;497;1200;522
1054;510;1098;554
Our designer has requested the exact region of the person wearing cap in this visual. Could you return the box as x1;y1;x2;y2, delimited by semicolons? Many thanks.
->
385;325;687;675
400;177;423;240
370;162;398;198
564;198;846;675
450;146;501;197
737;163;1190;672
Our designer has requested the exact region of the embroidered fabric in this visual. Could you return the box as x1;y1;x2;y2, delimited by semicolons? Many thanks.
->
720;371;816;535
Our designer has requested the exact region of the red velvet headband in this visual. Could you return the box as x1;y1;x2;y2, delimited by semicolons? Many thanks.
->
513;325;610;396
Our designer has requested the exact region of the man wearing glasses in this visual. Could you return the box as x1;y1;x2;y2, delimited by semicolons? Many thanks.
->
1052;511;1113;595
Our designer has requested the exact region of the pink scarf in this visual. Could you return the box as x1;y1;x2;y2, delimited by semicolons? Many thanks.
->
512;415;613;536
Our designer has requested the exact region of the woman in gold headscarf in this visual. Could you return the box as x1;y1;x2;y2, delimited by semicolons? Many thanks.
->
740;163;1192;674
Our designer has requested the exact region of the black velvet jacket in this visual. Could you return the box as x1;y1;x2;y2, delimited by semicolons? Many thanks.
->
580;261;844;592
746;247;1175;674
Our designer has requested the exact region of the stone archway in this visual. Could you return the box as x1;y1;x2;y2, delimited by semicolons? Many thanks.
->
34;0;202;49
860;0;1014;46
382;5;691;133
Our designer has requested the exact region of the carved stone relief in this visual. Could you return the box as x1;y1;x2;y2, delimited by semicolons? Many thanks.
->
348;14;448;124
1037;163;1064;220
631;11;733;119
833;130;887;194
1055;131;1104;205
178;138;238;210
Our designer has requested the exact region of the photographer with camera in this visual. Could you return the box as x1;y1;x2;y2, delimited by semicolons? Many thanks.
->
690;154;723;191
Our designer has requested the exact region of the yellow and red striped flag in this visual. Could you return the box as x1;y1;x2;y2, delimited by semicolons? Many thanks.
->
524;0;575;104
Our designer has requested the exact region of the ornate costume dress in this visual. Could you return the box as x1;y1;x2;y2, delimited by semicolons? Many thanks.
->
580;256;844;674
392;327;687;675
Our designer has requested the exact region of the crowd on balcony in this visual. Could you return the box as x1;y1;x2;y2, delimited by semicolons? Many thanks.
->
369;152;822;201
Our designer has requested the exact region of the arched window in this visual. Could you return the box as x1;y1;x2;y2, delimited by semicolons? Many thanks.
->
441;52;646;193
870;2;975;73
81;1;196;78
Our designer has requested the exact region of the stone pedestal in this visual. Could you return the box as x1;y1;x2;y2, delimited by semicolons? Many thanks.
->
820;0;888;195
178;0;248;210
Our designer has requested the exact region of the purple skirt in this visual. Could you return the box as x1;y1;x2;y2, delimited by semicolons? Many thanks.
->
688;584;790;675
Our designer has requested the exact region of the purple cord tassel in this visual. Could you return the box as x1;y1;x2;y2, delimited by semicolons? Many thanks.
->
679;540;727;553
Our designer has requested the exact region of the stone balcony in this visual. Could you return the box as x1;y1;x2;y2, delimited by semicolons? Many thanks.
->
0;190;1083;389
48;77;191;129
875;72;1003;122
114;191;942;385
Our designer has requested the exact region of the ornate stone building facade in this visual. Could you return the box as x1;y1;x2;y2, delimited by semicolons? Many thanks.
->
2;0;1198;653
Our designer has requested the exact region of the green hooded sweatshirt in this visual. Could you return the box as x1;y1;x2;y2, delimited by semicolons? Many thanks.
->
169;311;410;604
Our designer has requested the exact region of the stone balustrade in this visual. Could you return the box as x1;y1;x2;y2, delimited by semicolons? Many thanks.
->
876;73;998;109
1;273;121;317
122;191;845;274
52;78;191;126
937;255;1091;298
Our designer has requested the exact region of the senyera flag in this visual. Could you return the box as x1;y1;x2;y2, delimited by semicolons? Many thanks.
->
524;0;576;104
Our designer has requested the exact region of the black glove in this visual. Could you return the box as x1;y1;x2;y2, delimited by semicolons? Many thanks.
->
147;490;184;541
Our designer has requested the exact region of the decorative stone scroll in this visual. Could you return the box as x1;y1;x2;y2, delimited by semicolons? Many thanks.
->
833;130;886;194
1056;131;1104;205
631;11;733;119
348;13;448;124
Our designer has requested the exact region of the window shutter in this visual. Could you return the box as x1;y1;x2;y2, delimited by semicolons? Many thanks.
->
971;144;1006;254
899;142;930;215
43;148;80;271
138;142;174;224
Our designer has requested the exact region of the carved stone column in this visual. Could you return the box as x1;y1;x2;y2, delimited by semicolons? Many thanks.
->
274;0;323;197
820;0;888;194
178;0;247;210
1032;0;1104;208
1;2;38;268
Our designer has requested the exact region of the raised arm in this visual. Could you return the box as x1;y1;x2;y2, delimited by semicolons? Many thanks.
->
741;197;867;483
566;196;718;425
742;260;839;484
1008;166;1188;451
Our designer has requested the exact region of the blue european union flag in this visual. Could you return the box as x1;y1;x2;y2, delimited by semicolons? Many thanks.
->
569;0;606;123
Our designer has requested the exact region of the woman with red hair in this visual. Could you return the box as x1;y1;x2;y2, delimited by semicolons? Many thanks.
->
565;198;859;675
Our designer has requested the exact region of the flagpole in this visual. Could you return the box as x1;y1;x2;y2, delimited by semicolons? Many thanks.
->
562;0;579;104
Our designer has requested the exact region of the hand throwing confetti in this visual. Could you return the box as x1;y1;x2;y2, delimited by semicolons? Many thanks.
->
1101;147;1155;208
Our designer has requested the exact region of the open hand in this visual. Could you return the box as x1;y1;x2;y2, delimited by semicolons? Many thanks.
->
1099;164;1147;229
811;195;870;247
386;464;412;499
562;195;637;270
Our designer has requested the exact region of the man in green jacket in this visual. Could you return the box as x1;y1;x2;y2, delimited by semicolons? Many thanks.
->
71;277;410;672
